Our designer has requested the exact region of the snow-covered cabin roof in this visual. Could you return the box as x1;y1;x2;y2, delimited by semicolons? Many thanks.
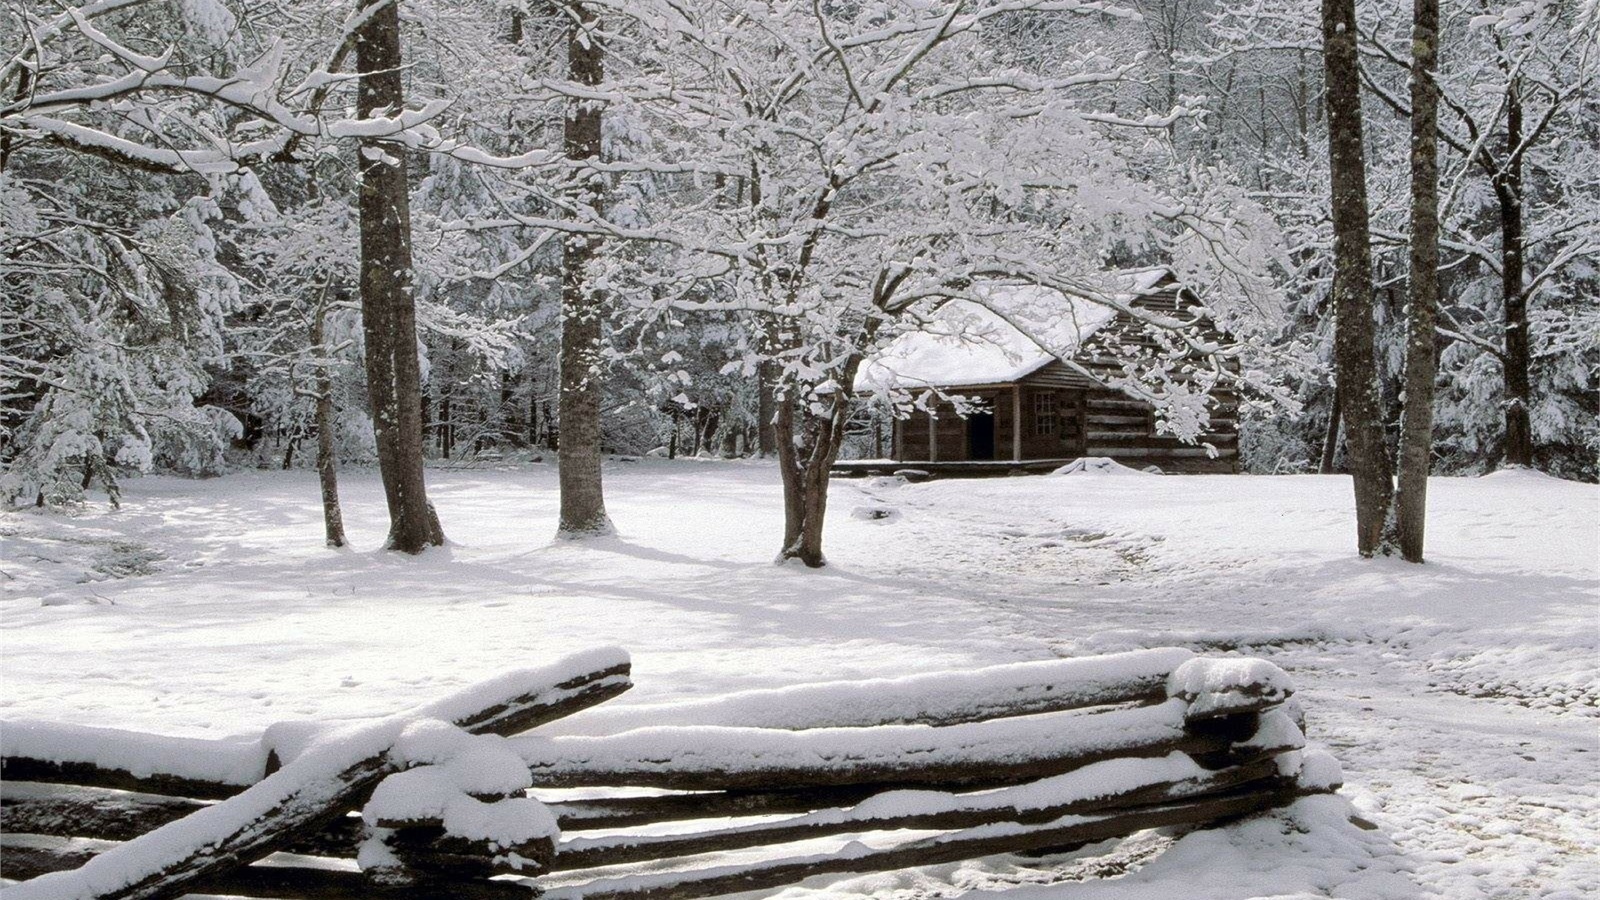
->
853;267;1173;392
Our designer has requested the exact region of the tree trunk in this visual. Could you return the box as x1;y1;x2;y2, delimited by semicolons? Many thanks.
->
1295;50;1312;160
500;372;519;447
1396;0;1439;563
439;392;453;460
757;360;777;457
1318;386;1342;474
701;410;721;457
1322;0;1395;556
280;431;298;470
1497;79;1533;468
773;378;858;568
556;1;613;538
354;0;443;554
773;396;813;565
311;300;348;549
528;386;541;447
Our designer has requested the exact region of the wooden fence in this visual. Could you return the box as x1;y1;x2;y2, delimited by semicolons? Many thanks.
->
1;647;1341;899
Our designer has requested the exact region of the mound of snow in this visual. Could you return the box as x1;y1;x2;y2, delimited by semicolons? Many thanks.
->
851;505;901;523
1050;457;1155;477
1479;465;1570;483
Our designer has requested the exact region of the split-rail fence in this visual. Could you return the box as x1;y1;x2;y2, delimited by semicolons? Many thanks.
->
1;646;1341;899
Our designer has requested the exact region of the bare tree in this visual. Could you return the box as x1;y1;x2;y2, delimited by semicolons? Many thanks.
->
1493;73;1532;468
1396;0;1440;562
310;293;348;549
556;1;614;538
1322;0;1394;556
355;0;444;553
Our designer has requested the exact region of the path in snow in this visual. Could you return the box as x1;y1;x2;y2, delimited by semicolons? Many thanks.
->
837;470;1599;900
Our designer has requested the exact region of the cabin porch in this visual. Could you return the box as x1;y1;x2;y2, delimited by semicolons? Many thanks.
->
888;384;1088;464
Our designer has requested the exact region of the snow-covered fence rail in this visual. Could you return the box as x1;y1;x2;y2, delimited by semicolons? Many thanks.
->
1;649;633;900
1;650;1341;900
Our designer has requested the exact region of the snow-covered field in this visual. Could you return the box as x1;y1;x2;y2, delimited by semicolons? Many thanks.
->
3;461;1596;899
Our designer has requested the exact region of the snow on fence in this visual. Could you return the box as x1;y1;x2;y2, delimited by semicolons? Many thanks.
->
0;649;1340;900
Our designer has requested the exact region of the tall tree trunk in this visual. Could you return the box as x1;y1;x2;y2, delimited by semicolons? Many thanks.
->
556;0;613;538
1497;79;1533;468
311;298;347;549
355;0;443;553
1322;0;1395;556
1396;0;1440;563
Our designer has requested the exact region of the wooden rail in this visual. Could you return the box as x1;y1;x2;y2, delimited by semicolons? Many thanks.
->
1;650;1339;900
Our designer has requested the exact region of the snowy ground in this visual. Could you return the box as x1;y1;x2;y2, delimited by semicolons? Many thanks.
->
3;460;1596;899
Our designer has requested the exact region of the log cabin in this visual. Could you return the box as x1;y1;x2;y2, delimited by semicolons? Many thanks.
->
847;268;1239;475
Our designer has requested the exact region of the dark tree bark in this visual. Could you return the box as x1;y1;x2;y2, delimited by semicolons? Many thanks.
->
500;372;519;446
1322;0;1395;556
700;410;721;457
280;431;298;470
773;351;872;568
528;386;541;447
1318;386;1342;474
757;358;777;457
556;1;613;538
1396;0;1440;563
1496;78;1533;468
355;0;443;553
773;396;840;568
439;392;453;460
311;297;348;548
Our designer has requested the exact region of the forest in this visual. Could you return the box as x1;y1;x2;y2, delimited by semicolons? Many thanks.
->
3;3;1599;898
3;0;1595;562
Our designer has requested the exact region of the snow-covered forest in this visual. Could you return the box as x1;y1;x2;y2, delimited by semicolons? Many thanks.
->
4;0;1596;515
2;1;1597;899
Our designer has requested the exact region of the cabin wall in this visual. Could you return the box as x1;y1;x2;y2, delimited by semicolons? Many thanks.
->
896;400;979;462
887;385;1239;473
1079;388;1240;473
1009;384;1083;460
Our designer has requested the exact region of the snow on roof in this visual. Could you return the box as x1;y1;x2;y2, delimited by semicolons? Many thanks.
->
853;268;1172;392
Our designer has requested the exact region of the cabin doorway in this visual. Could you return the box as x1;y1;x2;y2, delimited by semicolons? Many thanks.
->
967;411;996;460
